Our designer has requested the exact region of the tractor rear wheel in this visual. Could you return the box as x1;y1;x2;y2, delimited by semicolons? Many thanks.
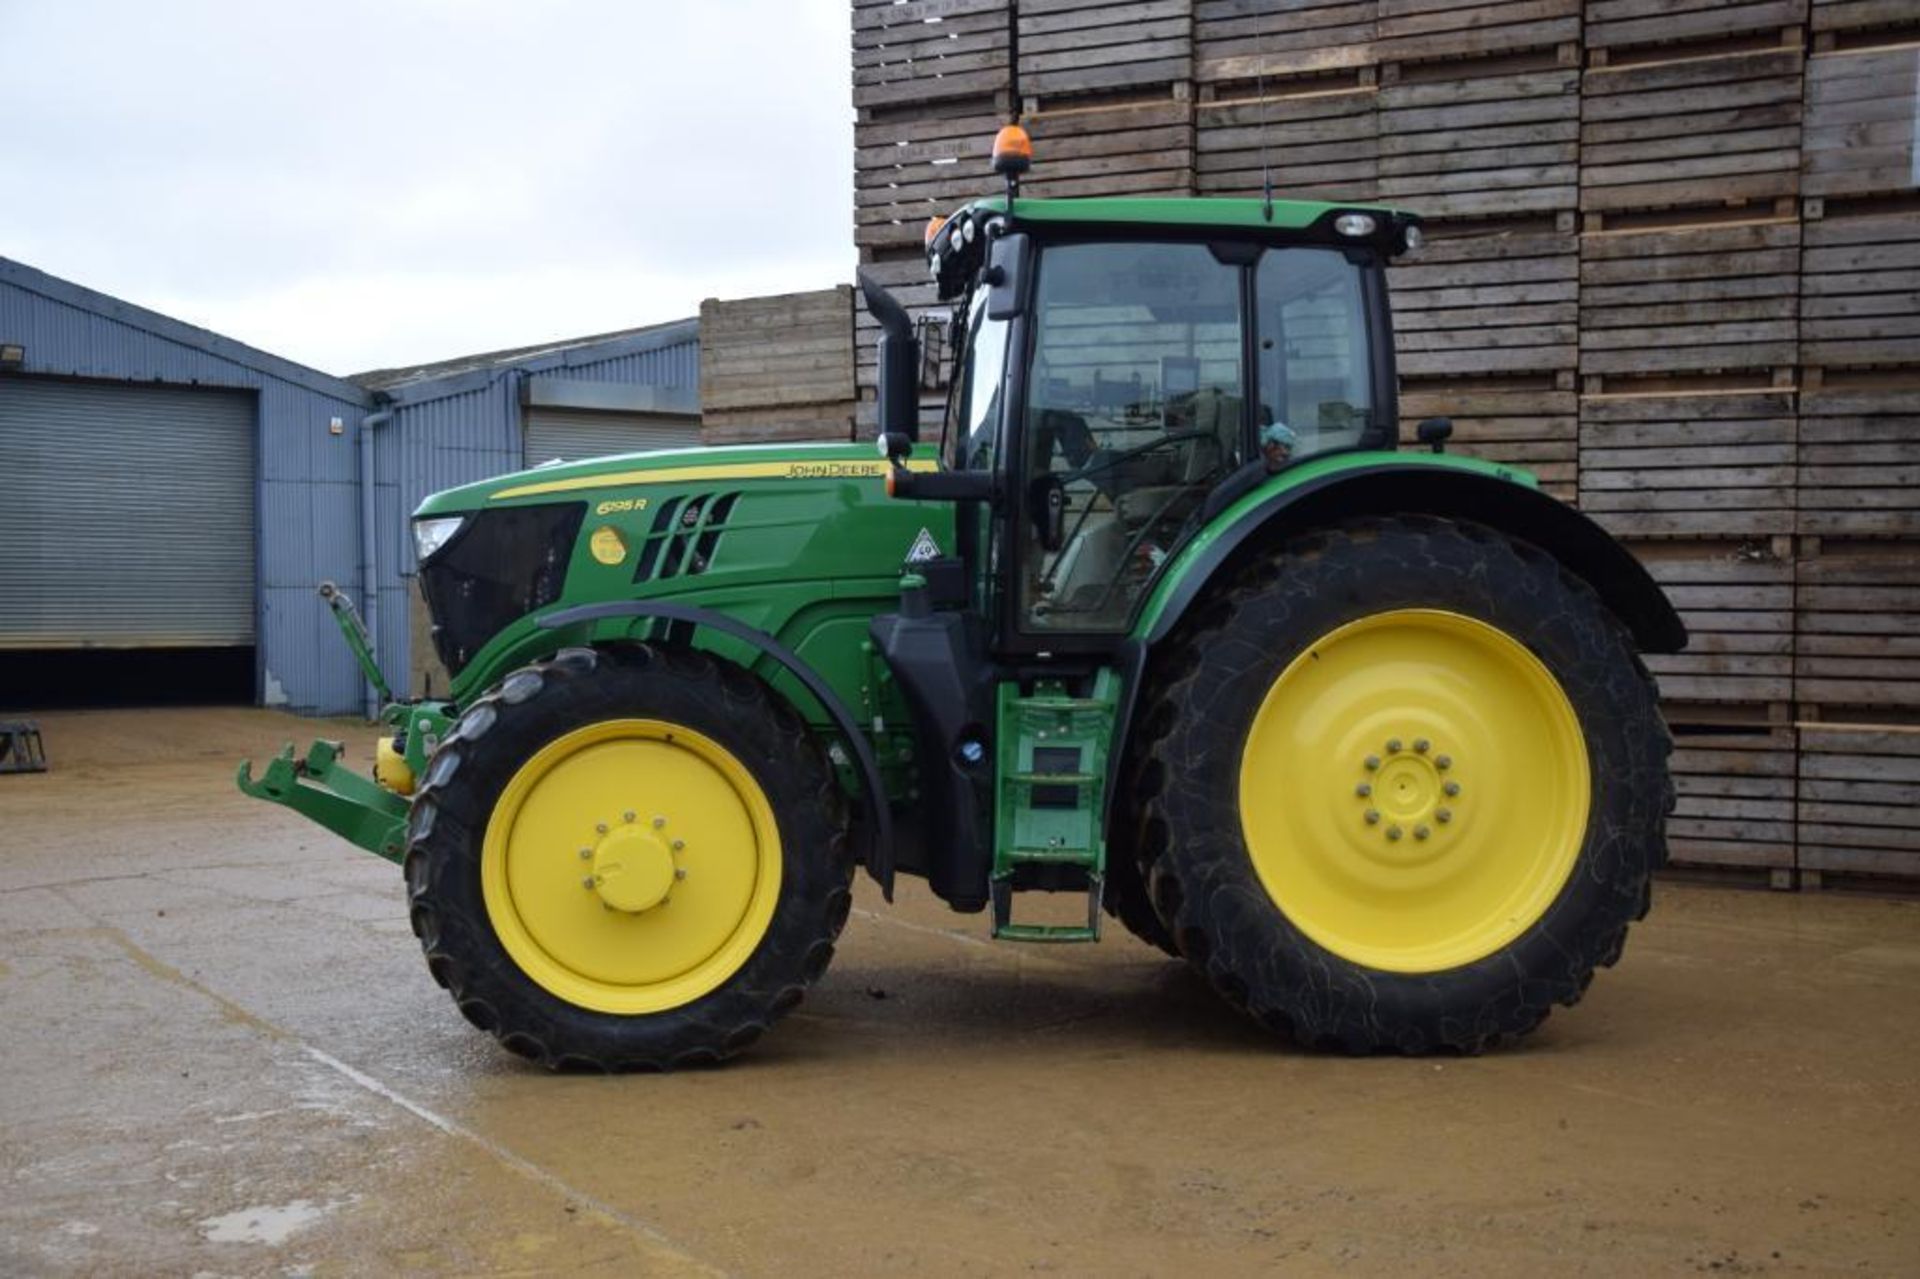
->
1132;517;1670;1053
404;645;852;1069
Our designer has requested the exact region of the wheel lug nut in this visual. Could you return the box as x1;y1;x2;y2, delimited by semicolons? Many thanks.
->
623;810;636;823
1364;809;1380;825
1436;808;1452;823
1444;781;1461;797
578;847;592;860
1364;755;1380;771
1356;782;1372;797
1386;738;1402;754
1386;825;1403;841
582;875;596;889
1413;738;1430;754
595;822;608;834
652;815;667;829
671;839;685;851
1414;824;1431;840
1436;755;1452;771
675;868;687;880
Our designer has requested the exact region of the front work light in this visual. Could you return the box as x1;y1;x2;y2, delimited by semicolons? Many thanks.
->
1334;212;1378;238
413;516;466;564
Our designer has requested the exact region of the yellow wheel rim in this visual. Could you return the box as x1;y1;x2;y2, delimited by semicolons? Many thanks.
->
481;719;781;1015
1238;609;1590;974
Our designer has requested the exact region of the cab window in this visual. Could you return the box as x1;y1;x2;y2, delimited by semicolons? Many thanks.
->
1017;241;1245;632
1253;248;1375;464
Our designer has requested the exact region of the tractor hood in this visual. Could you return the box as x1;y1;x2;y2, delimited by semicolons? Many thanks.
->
413;441;925;518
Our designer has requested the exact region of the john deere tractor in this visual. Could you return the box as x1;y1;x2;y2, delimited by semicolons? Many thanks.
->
240;127;1683;1067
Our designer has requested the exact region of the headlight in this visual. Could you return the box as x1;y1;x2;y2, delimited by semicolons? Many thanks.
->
1402;224;1425;253
1334;212;1378;238
412;515;466;563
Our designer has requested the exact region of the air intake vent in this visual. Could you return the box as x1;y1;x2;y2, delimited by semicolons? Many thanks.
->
635;491;740;582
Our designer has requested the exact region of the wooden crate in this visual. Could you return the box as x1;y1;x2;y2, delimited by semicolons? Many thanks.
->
852;0;1011;112
1800;211;1920;369
701;407;856;445
1397;376;1577;499
1632;539;1796;711
1194;0;1377;85
855;100;1009;255
852;251;951;437
1798;725;1920;884
1578;219;1800;378
1196;82;1378;201
1376;0;1579;64
1795;543;1920;714
1389;223;1577;378
1378;63;1580;218
1798;381;1920;538
699;288;855;414
1666;724;1798;877
1586;0;1808;54
1803;46;1920;200
1023;98;1193;200
1581;47;1805;215
1811;0;1920;42
1579;391;1796;538
1017;0;1193;103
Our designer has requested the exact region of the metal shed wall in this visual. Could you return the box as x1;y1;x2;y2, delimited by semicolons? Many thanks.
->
0;259;374;715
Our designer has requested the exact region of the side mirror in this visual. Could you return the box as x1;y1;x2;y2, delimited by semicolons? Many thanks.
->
1028;475;1066;551
986;232;1030;321
858;270;921;457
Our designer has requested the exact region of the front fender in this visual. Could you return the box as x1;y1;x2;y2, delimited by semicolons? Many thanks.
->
1133;453;1688;654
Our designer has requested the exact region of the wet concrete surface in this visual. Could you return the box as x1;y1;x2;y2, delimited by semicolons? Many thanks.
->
1;706;1917;1276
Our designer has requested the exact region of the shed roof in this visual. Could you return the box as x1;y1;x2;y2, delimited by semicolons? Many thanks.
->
352;315;699;399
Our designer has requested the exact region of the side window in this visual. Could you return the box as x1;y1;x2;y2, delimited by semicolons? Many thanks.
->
1019;242;1245;632
949;291;1009;472
1254;248;1375;464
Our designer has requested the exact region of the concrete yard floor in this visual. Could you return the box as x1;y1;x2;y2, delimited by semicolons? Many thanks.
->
2;707;1917;1277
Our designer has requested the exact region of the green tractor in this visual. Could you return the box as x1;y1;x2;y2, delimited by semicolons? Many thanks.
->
240;129;1683;1067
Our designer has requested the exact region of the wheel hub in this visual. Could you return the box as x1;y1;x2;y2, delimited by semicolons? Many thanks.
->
1359;738;1461;851
588;820;679;913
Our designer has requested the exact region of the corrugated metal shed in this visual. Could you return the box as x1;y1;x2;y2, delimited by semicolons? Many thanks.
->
0;255;701;716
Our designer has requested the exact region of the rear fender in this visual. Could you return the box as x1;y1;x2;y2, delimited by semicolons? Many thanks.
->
1135;458;1687;653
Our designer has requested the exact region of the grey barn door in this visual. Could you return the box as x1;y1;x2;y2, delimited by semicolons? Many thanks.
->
0;376;256;647
523;406;702;465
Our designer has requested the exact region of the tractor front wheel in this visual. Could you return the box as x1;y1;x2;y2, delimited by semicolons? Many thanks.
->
1132;516;1671;1053
404;645;852;1069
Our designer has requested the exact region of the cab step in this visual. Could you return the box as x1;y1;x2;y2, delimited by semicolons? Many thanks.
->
989;674;1118;943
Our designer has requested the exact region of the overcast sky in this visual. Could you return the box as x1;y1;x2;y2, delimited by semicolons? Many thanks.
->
1;1;854;375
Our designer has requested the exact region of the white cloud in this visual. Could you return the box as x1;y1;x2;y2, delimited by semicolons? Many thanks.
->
0;0;855;373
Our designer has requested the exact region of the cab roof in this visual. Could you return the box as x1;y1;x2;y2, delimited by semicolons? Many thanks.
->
963;195;1412;233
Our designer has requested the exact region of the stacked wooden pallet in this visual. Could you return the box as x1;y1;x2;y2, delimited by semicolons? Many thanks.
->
1017;0;1193;103
1793;2;1920;886
699;288;857;444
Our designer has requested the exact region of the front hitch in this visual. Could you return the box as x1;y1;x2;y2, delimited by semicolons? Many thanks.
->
237;739;408;864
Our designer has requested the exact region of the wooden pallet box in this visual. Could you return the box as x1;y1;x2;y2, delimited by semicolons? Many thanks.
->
856;101;1010;255
1632;540;1796;711
699;288;856;415
1810;0;1920;41
1023;98;1194;200
1579;391;1796;538
852;252;951;437
1017;0;1194;103
1800;212;1920;369
1581;47;1805;215
1376;0;1579;64
701;406;857;446
1795;544;1920;713
1803;45;1920;200
1389;225;1577;378
1194;0;1378;85
852;0;1012;112
1579;219;1801;379
1378;64;1580;218
1586;0;1808;54
1798;725;1920;883
1397;376;1577;499
1666;724;1798;875
1196;84;1379;201
1798;383;1920;538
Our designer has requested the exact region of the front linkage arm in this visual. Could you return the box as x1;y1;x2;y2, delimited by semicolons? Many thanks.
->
237;739;408;864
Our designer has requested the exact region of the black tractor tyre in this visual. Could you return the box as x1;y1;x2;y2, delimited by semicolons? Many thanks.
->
1129;516;1672;1054
1105;795;1180;956
404;644;853;1070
